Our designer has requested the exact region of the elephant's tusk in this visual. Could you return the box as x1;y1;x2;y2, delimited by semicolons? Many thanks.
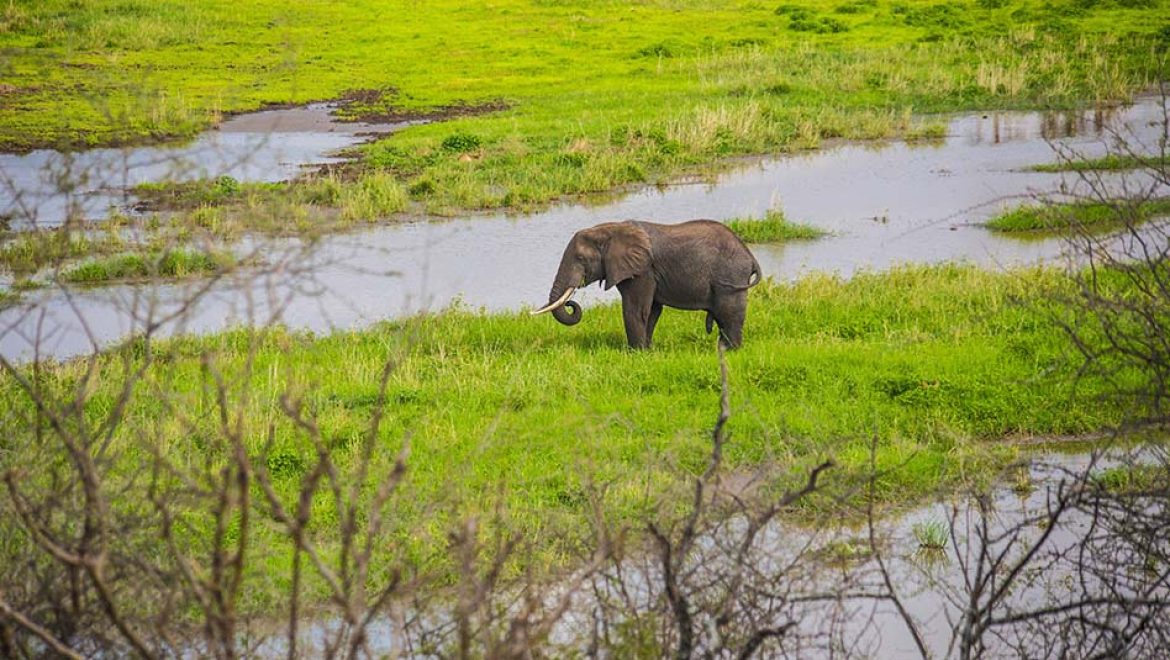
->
531;287;576;315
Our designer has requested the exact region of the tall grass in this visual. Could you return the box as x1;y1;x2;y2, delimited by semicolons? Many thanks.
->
338;171;410;222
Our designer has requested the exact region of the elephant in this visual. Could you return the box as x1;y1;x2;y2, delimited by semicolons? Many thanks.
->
531;219;762;349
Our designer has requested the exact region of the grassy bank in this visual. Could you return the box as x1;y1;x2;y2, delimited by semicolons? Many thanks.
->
1029;153;1170;172
0;264;1146;607
726;209;825;242
1;1;1165;220
986;198;1170;234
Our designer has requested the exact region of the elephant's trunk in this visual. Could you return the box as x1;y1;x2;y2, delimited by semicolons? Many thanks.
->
532;246;585;326
531;285;581;325
551;298;581;326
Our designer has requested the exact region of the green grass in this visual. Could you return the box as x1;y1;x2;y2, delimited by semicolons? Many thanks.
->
132;175;280;210
0;229;131;276
1093;464;1166;493
0;0;1164;219
59;248;233;283
1029;153;1170;173
0;263;1150;608
726;209;826;243
985;198;1170;234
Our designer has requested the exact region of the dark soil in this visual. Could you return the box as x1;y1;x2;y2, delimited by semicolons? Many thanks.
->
334;87;512;125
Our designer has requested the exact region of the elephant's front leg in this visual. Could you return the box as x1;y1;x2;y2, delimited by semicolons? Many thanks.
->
617;275;656;349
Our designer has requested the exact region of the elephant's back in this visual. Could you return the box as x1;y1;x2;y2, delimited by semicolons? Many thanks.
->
645;220;756;306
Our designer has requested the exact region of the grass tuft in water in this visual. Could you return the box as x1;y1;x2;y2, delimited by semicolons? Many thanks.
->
0;230;131;276
1029;154;1170;173
133;176;279;210
725;209;825;243
912;519;949;550
985;198;1170;234
1093;464;1166;494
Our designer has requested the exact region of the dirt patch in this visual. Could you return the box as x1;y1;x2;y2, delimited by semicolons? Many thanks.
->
338;87;398;105
226;88;511;129
334;87;512;125
362;98;512;123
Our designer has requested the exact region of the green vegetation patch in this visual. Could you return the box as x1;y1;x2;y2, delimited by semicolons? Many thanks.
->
0;229;130;276
132;175;280;211
1093;464;1167;494
985;198;1170;234
725;209;826;243
60;248;233;283
1029;154;1170;173
912;519;949;549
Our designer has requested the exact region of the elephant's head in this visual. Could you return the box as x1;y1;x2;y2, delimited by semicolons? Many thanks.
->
531;221;652;325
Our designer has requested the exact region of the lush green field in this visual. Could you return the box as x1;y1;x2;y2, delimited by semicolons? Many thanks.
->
0;264;1145;604
1;0;1165;217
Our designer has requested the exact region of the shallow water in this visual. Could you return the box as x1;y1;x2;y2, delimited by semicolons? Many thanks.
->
1;97;1166;361
250;446;1166;657
0;103;407;229
587;446;1168;658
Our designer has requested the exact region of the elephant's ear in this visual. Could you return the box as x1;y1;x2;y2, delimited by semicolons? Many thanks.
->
603;223;652;289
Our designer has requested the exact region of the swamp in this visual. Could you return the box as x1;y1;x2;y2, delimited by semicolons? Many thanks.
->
2;1;1170;657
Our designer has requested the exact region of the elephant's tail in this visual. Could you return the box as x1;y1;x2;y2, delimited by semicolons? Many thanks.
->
705;312;715;335
717;255;764;292
747;254;763;288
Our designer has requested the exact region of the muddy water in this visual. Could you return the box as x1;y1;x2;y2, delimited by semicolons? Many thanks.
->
0;103;408;228
1;97;1166;360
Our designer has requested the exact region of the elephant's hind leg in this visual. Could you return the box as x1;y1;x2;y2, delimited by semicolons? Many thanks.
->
711;292;747;349
646;301;664;346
